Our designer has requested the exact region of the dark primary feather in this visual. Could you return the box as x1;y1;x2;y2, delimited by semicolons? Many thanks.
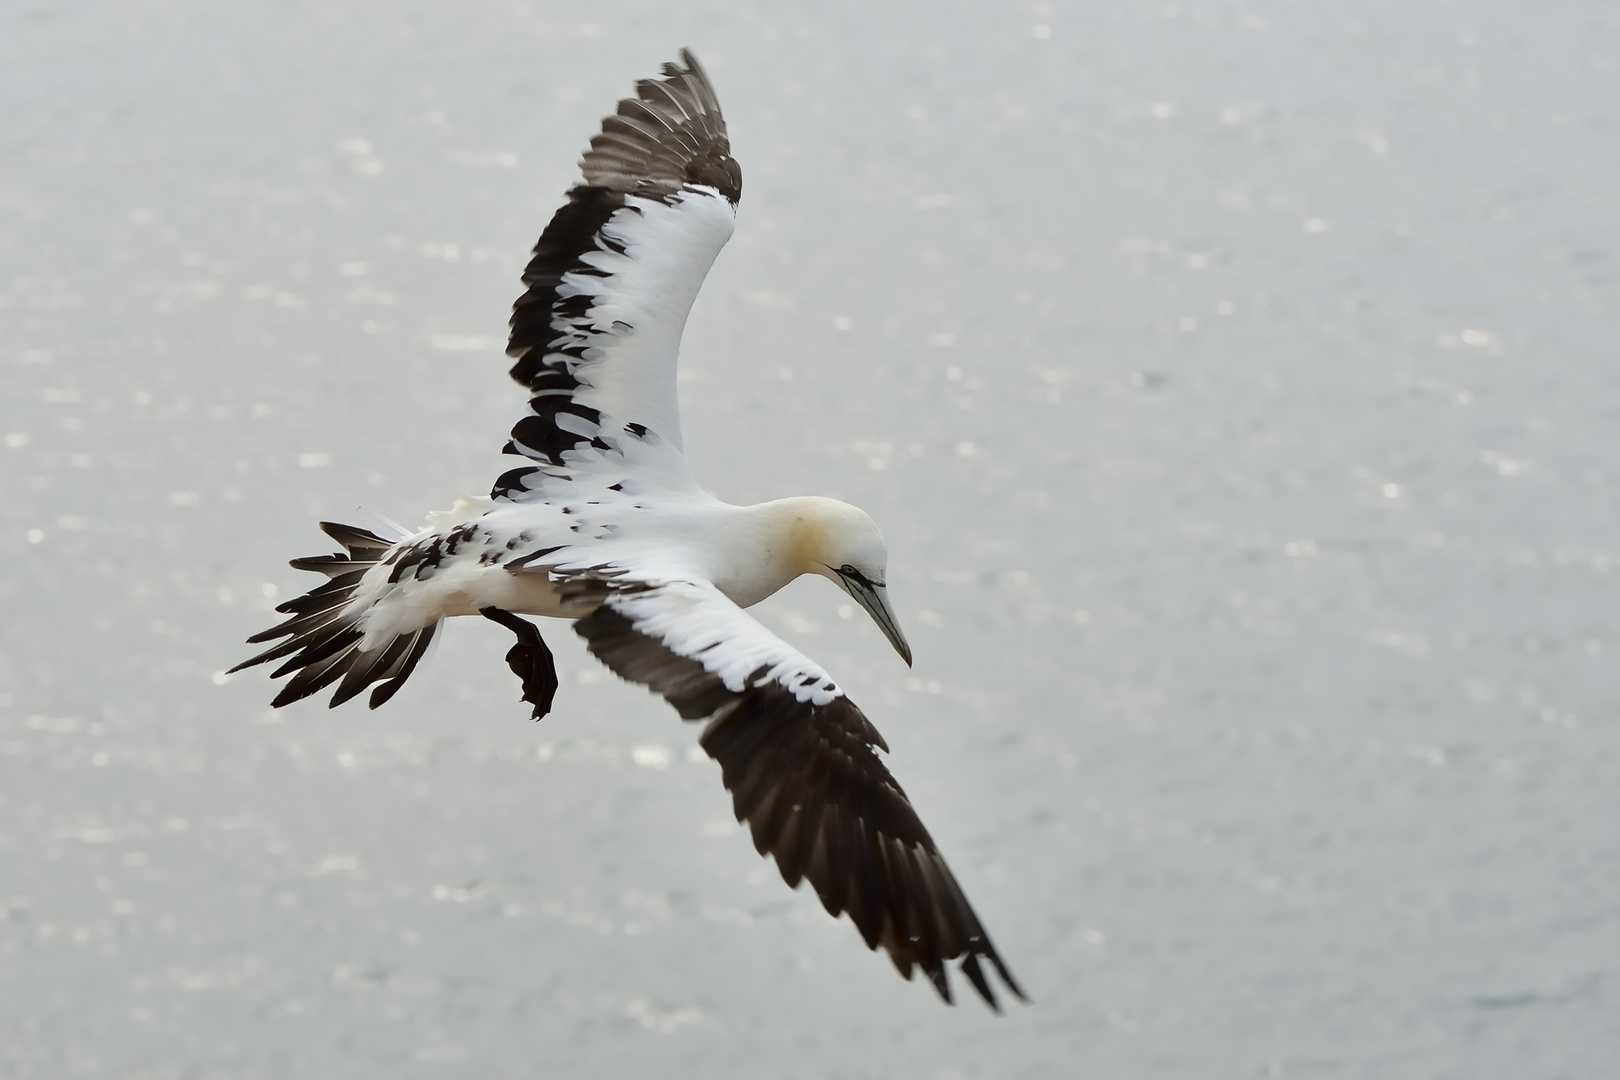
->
574;590;1026;1011
579;49;740;203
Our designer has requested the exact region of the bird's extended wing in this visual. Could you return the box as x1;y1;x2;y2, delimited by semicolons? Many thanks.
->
571;577;1026;1009
495;50;742;502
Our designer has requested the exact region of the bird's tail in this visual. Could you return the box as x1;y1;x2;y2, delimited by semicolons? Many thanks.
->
229;521;438;710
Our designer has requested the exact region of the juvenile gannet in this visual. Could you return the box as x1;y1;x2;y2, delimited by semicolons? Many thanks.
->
234;50;1025;1009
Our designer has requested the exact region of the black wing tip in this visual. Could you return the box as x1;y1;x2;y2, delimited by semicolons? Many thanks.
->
959;941;1029;1012
889;938;1026;1012
578;49;741;204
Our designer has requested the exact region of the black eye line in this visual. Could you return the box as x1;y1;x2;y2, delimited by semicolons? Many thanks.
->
838;564;877;588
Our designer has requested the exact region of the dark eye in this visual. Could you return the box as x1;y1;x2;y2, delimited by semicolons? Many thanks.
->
840;564;859;577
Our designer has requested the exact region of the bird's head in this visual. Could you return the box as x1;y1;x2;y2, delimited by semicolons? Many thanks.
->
800;499;912;667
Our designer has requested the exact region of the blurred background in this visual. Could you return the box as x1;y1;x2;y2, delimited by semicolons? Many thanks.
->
2;1;1616;1076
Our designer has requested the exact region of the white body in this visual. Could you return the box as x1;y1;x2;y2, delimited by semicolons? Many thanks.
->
355;493;852;643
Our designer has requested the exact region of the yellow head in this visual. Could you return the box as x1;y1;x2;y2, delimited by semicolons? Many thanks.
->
790;498;912;666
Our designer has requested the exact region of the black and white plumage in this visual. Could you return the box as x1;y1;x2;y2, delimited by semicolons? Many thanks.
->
234;51;1025;1010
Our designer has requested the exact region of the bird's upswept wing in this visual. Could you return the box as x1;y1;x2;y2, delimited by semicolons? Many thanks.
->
494;50;742;503
571;576;1027;1009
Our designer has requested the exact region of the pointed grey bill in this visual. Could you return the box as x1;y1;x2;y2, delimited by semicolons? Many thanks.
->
840;574;913;667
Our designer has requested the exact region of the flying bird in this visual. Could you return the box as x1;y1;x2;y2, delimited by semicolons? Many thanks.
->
233;50;1025;1010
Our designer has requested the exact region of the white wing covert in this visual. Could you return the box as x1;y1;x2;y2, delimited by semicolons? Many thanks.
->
494;51;741;503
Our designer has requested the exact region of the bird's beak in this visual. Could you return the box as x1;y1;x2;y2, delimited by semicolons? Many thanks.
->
841;574;913;667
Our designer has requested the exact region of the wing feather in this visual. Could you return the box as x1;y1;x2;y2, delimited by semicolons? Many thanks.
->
572;578;1026;1010
495;51;741;503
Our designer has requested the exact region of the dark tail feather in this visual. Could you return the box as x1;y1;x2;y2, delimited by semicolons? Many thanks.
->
367;626;436;709
233;522;439;710
329;629;415;707
318;520;394;558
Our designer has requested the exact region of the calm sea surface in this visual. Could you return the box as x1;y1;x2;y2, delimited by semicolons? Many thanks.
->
2;2;1616;1076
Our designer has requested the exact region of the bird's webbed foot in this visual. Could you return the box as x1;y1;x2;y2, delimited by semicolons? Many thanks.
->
480;608;559;721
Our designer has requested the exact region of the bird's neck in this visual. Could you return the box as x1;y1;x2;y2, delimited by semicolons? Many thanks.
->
706;496;841;608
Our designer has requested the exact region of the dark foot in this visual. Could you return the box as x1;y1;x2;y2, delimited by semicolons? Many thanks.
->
481;608;559;720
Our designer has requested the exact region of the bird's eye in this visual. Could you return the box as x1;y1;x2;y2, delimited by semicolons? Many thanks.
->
840;564;858;577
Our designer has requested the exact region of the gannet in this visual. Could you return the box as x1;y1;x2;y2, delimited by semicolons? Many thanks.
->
234;50;1025;1010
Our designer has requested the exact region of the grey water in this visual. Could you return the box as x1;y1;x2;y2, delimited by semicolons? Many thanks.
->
2;1;1616;1076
